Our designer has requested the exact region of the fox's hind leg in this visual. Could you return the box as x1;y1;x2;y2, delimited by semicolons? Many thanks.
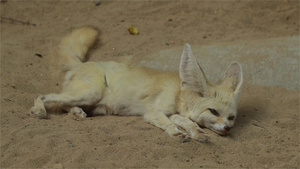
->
69;107;87;120
30;96;47;119
91;104;114;116
29;93;78;119
30;64;107;119
30;88;102;119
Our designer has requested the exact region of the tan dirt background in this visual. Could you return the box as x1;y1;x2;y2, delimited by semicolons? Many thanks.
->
1;1;299;168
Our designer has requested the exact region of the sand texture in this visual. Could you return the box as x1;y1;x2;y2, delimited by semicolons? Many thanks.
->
1;1;299;168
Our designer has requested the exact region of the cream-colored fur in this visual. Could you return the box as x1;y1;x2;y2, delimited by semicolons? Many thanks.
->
30;27;243;142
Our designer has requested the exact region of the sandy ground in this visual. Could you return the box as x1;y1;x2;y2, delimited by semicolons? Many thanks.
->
1;1;299;168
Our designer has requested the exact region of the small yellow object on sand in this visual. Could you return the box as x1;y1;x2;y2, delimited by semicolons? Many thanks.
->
128;25;139;35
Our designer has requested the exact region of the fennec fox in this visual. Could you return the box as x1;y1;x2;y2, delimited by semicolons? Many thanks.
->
30;27;243;142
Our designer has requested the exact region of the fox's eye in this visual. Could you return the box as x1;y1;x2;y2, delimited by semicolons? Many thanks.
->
228;116;235;120
208;108;220;117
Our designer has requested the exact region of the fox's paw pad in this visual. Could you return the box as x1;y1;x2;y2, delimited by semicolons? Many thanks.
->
192;130;210;143
172;131;190;142
69;107;87;120
30;98;47;119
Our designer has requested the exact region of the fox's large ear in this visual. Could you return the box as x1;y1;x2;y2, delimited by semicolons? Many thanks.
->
179;44;208;96
222;62;243;96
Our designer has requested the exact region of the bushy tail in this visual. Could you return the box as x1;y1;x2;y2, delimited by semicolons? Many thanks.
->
59;27;98;71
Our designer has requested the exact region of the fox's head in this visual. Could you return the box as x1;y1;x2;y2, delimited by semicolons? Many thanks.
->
179;44;243;135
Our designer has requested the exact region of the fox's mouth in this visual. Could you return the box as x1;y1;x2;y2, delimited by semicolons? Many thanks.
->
209;128;229;136
196;122;230;136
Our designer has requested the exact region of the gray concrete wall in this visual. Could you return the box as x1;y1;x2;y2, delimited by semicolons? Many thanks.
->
140;36;299;90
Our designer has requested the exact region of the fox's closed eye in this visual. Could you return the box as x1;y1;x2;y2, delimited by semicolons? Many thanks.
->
208;108;220;117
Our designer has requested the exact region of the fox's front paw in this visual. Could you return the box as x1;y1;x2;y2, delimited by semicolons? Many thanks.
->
166;125;191;142
170;131;191;142
191;129;210;142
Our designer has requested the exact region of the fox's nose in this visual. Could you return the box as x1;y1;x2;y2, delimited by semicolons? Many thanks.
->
224;126;231;132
